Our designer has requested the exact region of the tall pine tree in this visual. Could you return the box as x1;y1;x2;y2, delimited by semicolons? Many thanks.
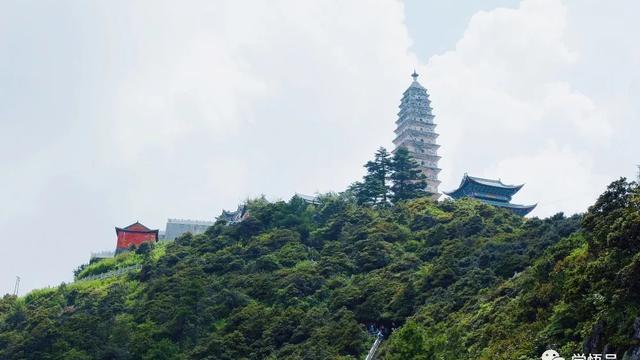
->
353;147;392;206
390;147;428;202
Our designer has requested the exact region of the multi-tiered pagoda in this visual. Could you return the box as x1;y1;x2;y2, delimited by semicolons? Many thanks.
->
393;71;441;198
444;174;537;216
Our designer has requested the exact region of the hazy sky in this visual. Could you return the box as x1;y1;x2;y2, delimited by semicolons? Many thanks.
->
1;0;638;294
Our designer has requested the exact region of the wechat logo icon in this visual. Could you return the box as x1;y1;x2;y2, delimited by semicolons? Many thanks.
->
541;349;565;360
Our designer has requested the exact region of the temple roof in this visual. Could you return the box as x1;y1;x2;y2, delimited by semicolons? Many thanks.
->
217;205;247;224
294;193;321;204
444;174;536;216
402;70;426;92
115;221;159;234
464;174;523;190
408;80;425;90
481;199;537;216
444;173;523;195
444;174;527;200
480;198;536;210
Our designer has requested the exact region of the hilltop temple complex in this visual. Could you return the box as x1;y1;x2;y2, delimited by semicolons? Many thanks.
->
393;71;535;214
90;72;542;263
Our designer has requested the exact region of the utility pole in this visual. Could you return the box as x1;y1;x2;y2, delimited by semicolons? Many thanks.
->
13;276;20;296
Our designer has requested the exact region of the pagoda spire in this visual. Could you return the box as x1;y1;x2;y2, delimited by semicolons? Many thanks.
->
411;69;419;81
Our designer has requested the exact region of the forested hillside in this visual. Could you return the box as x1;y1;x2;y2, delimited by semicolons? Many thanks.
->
381;178;640;359
1;178;639;359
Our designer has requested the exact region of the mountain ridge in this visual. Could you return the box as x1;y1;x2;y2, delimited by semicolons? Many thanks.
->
1;178;639;359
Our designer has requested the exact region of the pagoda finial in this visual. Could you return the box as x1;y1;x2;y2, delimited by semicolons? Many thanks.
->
411;69;419;81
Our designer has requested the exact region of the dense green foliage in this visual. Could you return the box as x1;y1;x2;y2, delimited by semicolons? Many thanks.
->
1;178;639;359
382;178;640;359
351;146;429;206
352;147;393;206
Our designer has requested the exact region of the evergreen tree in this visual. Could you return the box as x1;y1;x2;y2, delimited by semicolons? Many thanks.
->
385;321;428;360
389;146;428;202
354;147;392;206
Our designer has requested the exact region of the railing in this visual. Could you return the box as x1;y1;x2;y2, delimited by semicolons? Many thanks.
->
167;218;215;225
77;264;142;282
365;335;383;360
90;250;115;259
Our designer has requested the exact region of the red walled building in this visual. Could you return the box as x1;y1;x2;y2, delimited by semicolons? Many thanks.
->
115;222;159;251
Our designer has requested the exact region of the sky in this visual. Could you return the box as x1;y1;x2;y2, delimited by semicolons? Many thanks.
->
1;0;638;295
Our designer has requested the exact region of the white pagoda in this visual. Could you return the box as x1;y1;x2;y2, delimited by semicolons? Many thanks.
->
392;71;441;198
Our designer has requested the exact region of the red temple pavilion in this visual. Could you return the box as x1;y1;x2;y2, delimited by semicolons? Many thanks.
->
115;221;159;252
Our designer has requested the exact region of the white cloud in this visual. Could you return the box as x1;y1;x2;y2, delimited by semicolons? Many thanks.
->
424;0;616;216
0;0;418;293
487;141;609;215
541;82;611;141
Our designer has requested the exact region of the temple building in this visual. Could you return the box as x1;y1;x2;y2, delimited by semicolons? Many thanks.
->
444;174;536;216
115;221;159;252
217;205;247;224
393;71;441;198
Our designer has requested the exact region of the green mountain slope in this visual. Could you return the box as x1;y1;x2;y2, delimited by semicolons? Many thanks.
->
382;178;640;359
1;178;639;359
